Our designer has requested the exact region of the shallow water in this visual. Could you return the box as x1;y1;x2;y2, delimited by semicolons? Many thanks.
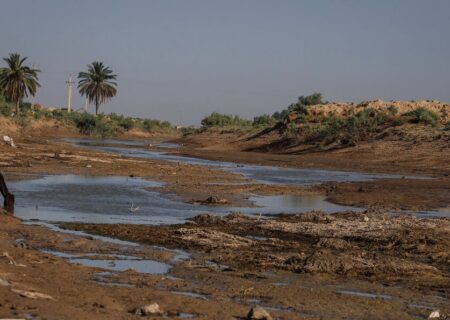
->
11;175;199;224
337;289;393;300
42;250;171;274
65;138;427;185
9;138;442;225
11;175;361;224
249;194;361;214
171;291;209;300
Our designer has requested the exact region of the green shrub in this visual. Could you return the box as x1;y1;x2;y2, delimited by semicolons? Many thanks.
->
142;119;172;132
401;107;438;126
201;112;251;128
252;114;277;127
387;105;398;115
444;122;450;131
0;94;13;116
74;113;119;137
181;127;199;136
289;108;394;145
15;115;30;127
272;109;290;121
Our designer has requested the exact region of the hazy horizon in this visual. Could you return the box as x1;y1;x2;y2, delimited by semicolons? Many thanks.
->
1;0;449;125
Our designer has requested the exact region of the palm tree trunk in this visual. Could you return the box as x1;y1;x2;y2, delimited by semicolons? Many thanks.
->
95;96;100;116
15;99;20;115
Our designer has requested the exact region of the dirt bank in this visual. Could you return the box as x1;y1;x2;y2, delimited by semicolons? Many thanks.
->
1;210;448;319
60;211;450;319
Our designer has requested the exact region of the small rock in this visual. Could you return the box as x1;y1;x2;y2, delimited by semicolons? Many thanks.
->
204;196;228;205
86;164;92;168
0;278;10;286
3;135;16;147
166;310;179;316
428;310;441;319
134;303;163;316
12;289;54;300
363;216;369;222
247;306;273;320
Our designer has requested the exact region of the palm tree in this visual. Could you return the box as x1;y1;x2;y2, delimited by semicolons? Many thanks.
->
0;53;40;115
78;62;117;115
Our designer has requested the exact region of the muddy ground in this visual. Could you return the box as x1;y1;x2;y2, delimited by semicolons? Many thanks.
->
1;210;449;320
0;130;449;319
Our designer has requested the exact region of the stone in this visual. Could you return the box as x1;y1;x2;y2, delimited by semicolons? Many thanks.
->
12;289;54;300
2;136;16;148
428;310;441;319
203;196;228;204
247;306;273;320
0;278;10;286
134;303;163;316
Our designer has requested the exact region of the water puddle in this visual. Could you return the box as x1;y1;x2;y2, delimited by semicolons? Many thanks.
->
26;221;140;247
337;289;393;300
171;291;209;300
42;250;170;274
246;235;268;241
11;175;362;225
11;175;203;224
407;303;436;311
388;207;450;218
65;138;429;186
249;194;362;214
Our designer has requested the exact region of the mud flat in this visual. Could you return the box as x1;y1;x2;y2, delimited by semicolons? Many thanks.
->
60;210;450;319
0;135;449;319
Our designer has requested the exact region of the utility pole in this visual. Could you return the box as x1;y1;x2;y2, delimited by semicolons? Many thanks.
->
83;98;88;112
66;74;74;112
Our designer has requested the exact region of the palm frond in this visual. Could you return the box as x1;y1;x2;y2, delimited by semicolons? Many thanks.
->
0;53;40;112
77;61;117;115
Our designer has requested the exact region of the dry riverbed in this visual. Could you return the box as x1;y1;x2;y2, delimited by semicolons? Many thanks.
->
0;134;449;319
0;210;449;319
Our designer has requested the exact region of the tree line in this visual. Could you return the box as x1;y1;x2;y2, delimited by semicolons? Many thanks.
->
0;53;117;116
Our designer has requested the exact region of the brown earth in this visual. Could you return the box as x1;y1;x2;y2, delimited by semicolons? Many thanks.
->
0;116;449;319
306;100;450;123
1;210;449;320
176;125;450;212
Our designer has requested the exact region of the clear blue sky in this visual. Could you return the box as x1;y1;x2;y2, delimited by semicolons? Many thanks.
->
1;0;449;125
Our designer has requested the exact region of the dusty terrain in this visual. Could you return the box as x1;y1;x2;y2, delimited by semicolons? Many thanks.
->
0;115;449;319
0;209;449;320
177;124;450;212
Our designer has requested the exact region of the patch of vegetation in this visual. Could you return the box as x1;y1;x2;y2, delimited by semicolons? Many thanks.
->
387;105;398;115
288;108;397;146
273;92;324;121
444;122;450;131
401;107;439;126
252;114;277;127
74;113;118;137
201;112;252;128
181;126;201;136
141;119;172;132
0;94;14;116
3;105;175;137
